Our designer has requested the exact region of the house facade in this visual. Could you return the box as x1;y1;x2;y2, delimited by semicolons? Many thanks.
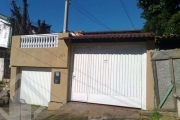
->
10;30;155;110
0;14;12;81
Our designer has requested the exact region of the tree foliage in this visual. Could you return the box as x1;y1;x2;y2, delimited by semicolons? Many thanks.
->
37;20;51;34
10;0;51;35
10;0;30;35
138;0;180;35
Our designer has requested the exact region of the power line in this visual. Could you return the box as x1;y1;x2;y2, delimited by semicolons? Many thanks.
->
70;4;107;30
71;1;112;30
70;0;112;30
72;0;111;29
119;0;136;29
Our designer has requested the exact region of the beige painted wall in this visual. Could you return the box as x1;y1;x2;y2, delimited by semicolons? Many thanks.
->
10;67;20;102
48;39;72;110
10;33;69;68
50;68;68;104
146;39;155;110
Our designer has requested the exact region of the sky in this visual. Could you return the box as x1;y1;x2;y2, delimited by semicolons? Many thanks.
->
0;0;145;33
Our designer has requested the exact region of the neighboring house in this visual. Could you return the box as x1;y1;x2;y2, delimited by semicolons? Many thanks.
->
0;14;52;81
10;30;155;111
0;14;12;81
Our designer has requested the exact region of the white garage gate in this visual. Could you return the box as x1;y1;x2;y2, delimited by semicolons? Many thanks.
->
71;43;147;109
20;68;51;106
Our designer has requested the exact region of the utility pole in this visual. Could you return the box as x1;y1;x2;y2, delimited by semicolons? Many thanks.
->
63;0;70;33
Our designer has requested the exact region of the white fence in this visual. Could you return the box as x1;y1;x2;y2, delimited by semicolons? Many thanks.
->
21;33;58;48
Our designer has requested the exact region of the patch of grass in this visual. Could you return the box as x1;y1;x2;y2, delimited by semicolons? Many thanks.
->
0;84;5;87
0;81;3;84
31;104;41;107
149;109;162;120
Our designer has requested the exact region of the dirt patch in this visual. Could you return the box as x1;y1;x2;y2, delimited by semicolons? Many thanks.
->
52;102;142;120
4;102;177;120
47;113;88;120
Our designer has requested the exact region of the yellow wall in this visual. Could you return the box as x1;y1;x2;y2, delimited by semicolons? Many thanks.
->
10;33;69;68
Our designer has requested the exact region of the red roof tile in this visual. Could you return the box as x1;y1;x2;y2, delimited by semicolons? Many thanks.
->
63;32;154;40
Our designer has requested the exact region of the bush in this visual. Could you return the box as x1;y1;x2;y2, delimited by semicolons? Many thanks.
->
149;109;162;120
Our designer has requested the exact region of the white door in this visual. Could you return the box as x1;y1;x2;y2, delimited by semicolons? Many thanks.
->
71;47;91;102
20;68;51;106
71;44;146;109
0;58;4;81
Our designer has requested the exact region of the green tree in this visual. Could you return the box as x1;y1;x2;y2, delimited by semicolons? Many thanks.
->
138;0;180;35
10;0;30;35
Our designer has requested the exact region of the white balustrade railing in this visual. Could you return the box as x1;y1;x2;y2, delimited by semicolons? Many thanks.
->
20;33;58;48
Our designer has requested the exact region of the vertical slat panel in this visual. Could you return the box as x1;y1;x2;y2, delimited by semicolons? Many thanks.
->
120;53;124;96
129;49;133;97
93;48;97;94
122;53;125;96
116;50;120;96
73;53;77;92
133;54;137;97
111;51;115;96
89;48;92;94
137;54;140;97
75;52;79;92
79;52;82;93
112;49;117;96
82;51;86;93
97;47;101;94
126;50;130;97
106;49;109;95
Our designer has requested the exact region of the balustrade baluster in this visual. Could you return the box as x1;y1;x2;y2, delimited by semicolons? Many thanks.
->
20;34;58;48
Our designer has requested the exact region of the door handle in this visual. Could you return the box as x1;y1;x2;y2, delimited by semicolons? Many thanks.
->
72;72;75;79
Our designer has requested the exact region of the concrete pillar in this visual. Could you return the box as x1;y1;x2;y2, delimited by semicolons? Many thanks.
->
48;69;68;110
146;40;155;110
48;33;70;110
10;67;20;103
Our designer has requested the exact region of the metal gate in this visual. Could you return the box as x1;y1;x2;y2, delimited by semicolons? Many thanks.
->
71;44;147;109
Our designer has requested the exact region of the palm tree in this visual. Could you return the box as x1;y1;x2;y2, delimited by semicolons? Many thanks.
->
37;20;51;34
